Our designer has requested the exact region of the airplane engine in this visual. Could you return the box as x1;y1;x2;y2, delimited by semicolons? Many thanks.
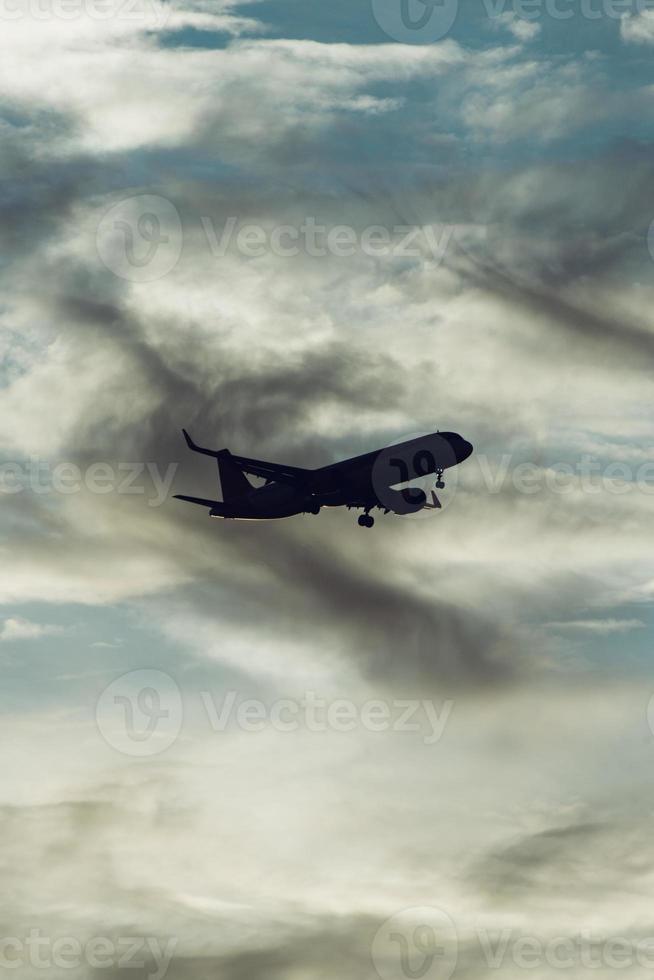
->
384;487;427;515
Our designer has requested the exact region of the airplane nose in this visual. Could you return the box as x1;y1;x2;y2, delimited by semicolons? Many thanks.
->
448;436;473;463
433;431;473;465
459;438;473;462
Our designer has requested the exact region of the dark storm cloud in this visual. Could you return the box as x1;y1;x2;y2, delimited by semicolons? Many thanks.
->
56;302;515;688
437;153;654;367
8;796;654;980
469;817;654;902
0;108;123;265
53;289;405;463
93;917;379;980
210;528;514;691
7;20;654;980
361;150;654;372
0;264;519;690
465;254;654;370
472;822;605;898
8;39;653;694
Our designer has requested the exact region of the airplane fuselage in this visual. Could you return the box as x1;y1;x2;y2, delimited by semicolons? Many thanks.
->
176;429;473;527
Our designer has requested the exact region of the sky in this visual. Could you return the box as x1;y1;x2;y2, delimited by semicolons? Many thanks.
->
3;0;654;977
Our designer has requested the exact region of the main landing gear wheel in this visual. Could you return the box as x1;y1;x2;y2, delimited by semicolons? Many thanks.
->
435;469;445;490
358;514;375;528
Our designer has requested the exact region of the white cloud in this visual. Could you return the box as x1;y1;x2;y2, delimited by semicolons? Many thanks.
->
545;619;646;634
459;59;605;142
490;12;542;42
0;26;467;154
621;11;654;44
0;617;64;641
0;684;652;975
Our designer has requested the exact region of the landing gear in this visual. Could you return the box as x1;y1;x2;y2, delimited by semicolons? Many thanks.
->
435;469;445;490
358;513;375;528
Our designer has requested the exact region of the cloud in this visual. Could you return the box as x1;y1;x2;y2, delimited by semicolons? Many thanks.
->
545;619;646;634
0;617;63;641
621;11;654;44
2;685;654;980
490;12;542;41
0;27;467;155
469;816;654;914
4;10;654;980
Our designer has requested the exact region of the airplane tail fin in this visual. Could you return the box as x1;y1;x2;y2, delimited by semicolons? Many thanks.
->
216;449;252;501
181;430;251;502
182;429;218;457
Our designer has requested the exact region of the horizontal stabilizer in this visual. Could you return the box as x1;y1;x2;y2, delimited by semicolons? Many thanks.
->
174;494;220;509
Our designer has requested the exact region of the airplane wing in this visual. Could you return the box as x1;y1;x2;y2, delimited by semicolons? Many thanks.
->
174;494;220;509
228;454;310;486
181;430;311;487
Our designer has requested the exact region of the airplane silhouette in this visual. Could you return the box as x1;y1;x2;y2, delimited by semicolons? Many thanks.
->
174;429;473;528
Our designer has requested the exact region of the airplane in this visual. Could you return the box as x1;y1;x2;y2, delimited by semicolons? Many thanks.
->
174;429;473;528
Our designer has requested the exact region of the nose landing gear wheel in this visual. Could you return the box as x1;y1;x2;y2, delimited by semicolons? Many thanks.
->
435;469;445;490
358;514;375;528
